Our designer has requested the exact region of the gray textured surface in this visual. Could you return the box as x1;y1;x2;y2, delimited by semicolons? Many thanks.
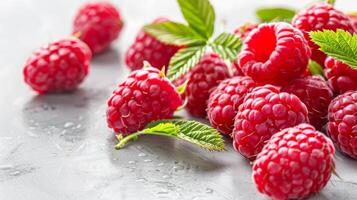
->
1;0;357;199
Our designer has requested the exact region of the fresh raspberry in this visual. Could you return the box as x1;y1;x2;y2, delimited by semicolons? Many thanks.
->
184;53;231;117
106;67;182;135
327;91;357;159
232;85;309;160
253;124;335;200
234;23;258;40
237;22;311;85
73;2;123;54
292;2;356;66
23;38;91;94
125;18;180;71
282;76;333;131
207;76;257;135
324;57;357;94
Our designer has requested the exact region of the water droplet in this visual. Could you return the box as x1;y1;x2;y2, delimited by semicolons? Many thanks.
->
64;122;74;128
128;160;136;164
162;175;170;179
136;145;143;150
136;178;147;182
10;171;20;176
0;164;14;170
76;124;82;129
173;165;184;171
206;188;213;194
144;159;152;163
157;163;164;167
27;131;39;138
138;153;146;157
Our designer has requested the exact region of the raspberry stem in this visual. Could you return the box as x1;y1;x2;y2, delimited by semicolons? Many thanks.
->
115;131;179;149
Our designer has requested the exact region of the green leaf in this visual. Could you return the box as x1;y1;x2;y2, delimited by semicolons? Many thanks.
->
310;29;357;69
308;60;325;76
167;45;208;81
210;32;242;61
115;120;225;151
143;21;206;46
177;0;215;39
256;7;296;22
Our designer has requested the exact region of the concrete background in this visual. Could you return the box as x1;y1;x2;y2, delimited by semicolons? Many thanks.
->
0;0;357;199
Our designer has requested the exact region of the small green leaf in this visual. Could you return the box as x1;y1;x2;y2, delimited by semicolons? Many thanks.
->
177;0;215;39
167;45;208;81
143;21;206;46
211;32;242;61
256;7;296;22
146;120;225;151
310;30;357;69
115;120;225;151
308;60;325;76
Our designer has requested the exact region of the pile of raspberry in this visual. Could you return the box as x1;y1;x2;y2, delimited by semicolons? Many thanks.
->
22;1;357;200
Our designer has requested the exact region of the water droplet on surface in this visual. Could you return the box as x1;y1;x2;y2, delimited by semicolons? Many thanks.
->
136;178;147;182
136;145;143;150
128;160;136;164
64;122;74;128
76;124;82;129
205;188;213;194
10;171;20;176
157;163;164;167
0;164;14;170
144;159;152;163
27;131;39;138
138;153;146;157
162;175;170;179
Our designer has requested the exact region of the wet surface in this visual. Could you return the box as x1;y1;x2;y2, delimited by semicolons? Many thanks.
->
1;0;357;199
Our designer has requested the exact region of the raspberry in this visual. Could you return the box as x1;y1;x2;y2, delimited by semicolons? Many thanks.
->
232;85;309;160
73;2;123;54
184;53;231;117
207;76;257;135
282;76;333;131
253;124;335;200
233;23;258;40
237;22;311;85
106;67;182;135
125;18;180;71
327;91;357;159
324;57;357;94
23;38;91;94
292;2;356;66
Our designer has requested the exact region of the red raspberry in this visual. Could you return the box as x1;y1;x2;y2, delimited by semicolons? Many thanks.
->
125;18;180;71
324;57;357;94
73;2;123;54
207;76;257;135
292;2;355;66
237;22;311;85
253;124;335;200
106;67;182;135
233;23;258;40
327;91;357;159
282;76;333;131
185;53;231;117
232;85;309;160
23;38;91;94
